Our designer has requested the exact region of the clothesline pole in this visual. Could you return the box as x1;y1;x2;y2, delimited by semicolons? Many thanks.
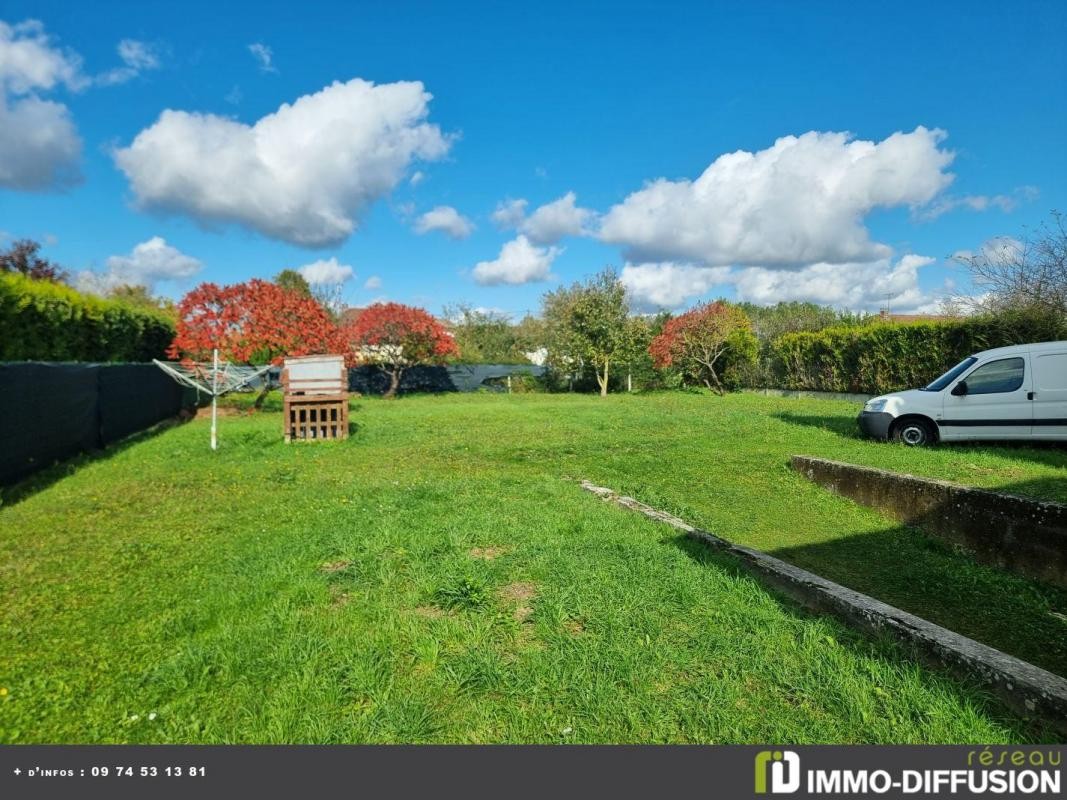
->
210;348;218;451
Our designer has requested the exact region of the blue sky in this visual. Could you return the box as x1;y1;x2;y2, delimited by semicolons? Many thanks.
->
1;0;1064;318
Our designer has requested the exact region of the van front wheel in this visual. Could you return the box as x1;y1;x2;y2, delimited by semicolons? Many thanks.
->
892;418;937;447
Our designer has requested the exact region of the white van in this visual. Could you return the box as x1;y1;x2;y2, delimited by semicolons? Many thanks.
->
857;341;1067;446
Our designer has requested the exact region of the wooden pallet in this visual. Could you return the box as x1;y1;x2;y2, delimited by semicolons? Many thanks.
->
283;393;349;442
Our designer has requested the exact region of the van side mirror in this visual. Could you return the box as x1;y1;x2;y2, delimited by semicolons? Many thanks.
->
951;380;968;397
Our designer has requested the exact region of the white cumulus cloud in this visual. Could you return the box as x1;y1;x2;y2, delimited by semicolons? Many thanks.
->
490;198;527;228
0;94;81;190
732;255;939;312
413;205;474;239
621;255;942;314
472;235;560;286
520;191;594;244
0;20;83;190
621;263;731;311
599;127;955;267
490;192;594;244
0;19;86;94
113;78;453;246
298;256;354;285
0;22;165;191
363;275;382;290
952;236;1024;266
76;236;202;294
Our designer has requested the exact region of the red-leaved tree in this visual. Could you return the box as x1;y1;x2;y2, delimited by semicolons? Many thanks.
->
648;301;756;395
341;302;459;397
169;279;344;406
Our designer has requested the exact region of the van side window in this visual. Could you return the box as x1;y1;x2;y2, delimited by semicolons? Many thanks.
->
964;357;1025;394
1034;353;1067;391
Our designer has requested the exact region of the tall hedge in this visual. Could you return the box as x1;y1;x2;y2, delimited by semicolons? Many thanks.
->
0;273;175;362
766;313;1067;395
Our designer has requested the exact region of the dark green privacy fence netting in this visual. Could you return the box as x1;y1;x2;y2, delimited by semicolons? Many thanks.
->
0;362;193;486
348;363;545;395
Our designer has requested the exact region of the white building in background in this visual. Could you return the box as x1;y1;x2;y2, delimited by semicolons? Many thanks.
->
524;348;548;366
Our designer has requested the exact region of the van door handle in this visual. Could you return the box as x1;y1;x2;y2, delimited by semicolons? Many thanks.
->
1027;391;1035;400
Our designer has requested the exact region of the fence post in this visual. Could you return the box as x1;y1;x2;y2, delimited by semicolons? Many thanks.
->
507;374;512;394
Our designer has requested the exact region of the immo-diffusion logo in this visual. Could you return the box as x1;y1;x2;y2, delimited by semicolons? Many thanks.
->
754;750;801;794
753;748;1062;796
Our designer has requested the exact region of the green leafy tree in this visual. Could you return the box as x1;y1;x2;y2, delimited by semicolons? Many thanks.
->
108;284;177;321
274;269;312;298
513;314;548;360
737;301;869;342
444;304;529;364
543;268;631;396
622;312;670;390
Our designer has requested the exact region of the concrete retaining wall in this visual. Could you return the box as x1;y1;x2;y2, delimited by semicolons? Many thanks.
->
791;456;1067;589
580;480;1067;735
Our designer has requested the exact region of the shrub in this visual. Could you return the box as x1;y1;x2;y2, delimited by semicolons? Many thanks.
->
0;273;175;362
766;314;1067;395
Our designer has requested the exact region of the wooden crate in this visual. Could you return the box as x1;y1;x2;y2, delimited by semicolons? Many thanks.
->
282;355;349;442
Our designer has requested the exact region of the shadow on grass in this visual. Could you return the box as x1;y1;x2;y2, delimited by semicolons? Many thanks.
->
775;410;1067;467
777;464;1067;674
668;525;1067;678
665;533;1058;741
0;416;190;508
768;525;1067;678
773;411;865;440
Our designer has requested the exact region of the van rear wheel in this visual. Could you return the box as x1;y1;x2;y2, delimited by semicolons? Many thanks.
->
892;418;936;447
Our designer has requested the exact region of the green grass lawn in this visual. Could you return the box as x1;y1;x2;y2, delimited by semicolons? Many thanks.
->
2;391;1065;744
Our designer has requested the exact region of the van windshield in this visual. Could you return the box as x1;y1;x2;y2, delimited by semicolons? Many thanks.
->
922;357;978;391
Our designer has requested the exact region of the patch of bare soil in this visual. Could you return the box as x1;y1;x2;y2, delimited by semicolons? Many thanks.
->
563;619;585;635
414;605;446;619
469;546;509;560
499;581;537;602
329;586;351;607
499;582;538;625
513;605;534;623
319;560;352;574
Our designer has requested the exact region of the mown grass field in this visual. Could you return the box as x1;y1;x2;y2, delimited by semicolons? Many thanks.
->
1;391;1065;744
